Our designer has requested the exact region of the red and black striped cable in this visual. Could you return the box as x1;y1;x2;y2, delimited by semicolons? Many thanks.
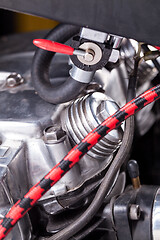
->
0;84;160;239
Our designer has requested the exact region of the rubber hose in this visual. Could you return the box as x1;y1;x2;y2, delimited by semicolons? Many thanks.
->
42;66;136;240
31;24;89;104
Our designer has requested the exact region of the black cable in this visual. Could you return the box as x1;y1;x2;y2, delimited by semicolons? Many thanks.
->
31;24;90;104
40;60;137;240
127;57;138;101
39;118;134;240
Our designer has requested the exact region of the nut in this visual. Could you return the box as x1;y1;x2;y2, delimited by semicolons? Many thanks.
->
44;125;66;144
6;73;24;88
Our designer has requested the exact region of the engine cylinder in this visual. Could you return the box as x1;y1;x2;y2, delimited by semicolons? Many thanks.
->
61;92;123;161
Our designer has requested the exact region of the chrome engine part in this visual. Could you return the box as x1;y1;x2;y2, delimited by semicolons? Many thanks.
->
0;29;159;240
61;91;122;162
0;46;124;239
152;188;160;240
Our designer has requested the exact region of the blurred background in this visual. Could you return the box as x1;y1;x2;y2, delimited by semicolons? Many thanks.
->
0;9;58;35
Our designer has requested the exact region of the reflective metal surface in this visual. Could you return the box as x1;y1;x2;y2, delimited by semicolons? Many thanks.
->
0;140;32;240
80;28;108;43
44;125;81;194
0;32;159;239
70;65;95;83
0;90;56;140
62;92;122;159
78;42;102;65
152;188;160;240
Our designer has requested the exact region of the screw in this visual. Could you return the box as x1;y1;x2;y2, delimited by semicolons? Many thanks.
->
129;204;141;220
44;125;66;144
6;73;24;88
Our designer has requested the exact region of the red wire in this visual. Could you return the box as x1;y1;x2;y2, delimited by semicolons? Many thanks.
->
0;84;160;239
154;46;160;51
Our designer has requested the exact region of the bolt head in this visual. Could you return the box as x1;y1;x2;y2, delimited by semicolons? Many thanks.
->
6;73;24;88
129;204;141;220
44;125;66;143
6;77;17;87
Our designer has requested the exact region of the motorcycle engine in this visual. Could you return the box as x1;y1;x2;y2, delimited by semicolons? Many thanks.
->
0;28;159;240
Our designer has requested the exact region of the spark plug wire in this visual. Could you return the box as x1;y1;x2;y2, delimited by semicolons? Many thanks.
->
0;84;160;239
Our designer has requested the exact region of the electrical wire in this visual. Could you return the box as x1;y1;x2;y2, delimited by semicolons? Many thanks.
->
41;53;137;240
0;84;160;239
42;118;134;240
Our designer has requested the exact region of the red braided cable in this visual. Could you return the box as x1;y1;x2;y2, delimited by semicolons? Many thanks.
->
0;84;160;239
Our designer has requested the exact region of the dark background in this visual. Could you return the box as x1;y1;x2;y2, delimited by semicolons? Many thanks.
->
0;9;58;36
